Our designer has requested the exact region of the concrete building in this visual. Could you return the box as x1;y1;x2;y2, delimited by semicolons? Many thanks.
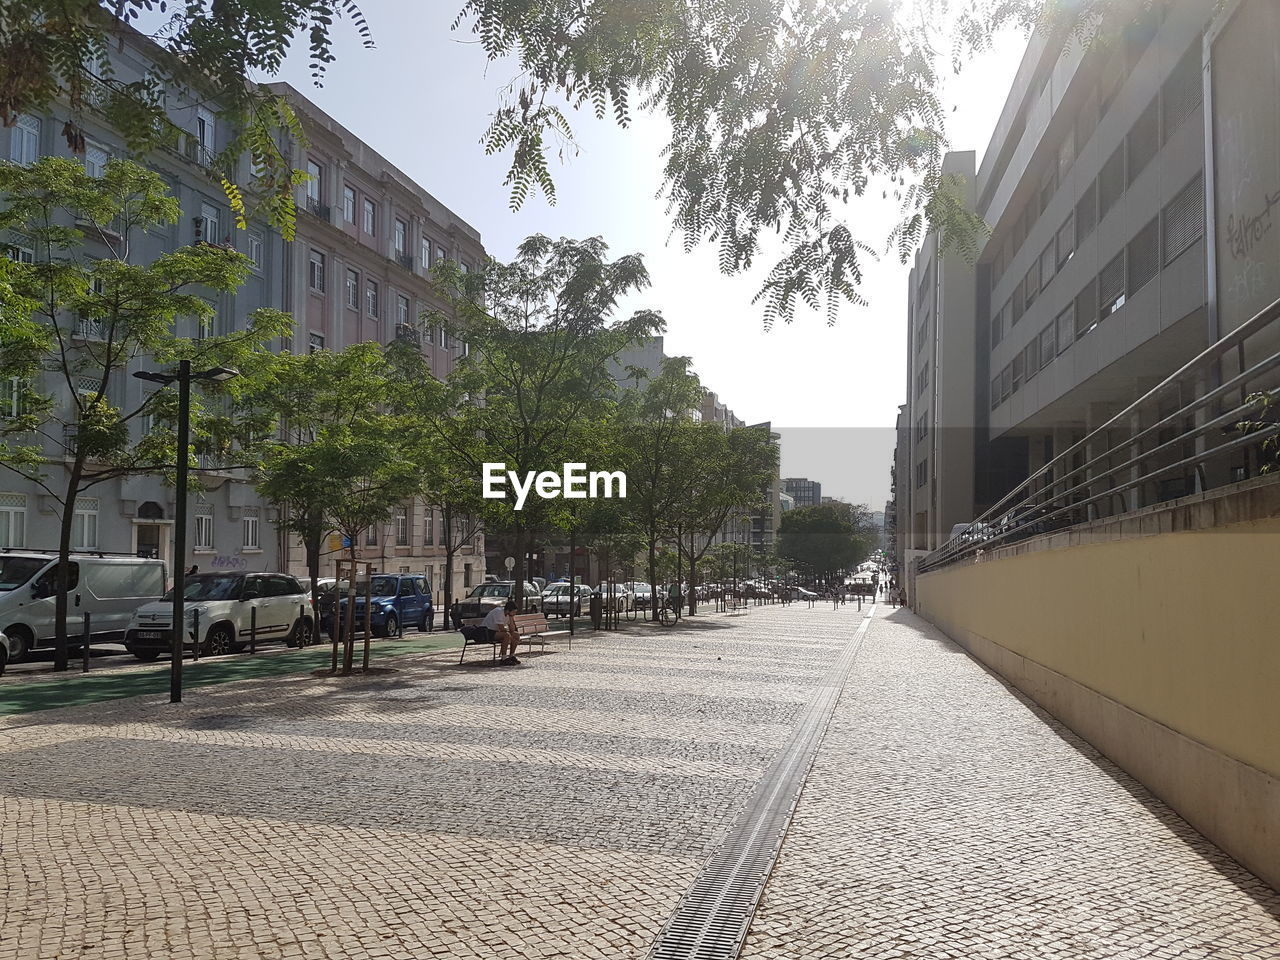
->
902;151;978;554
903;0;1221;550
782;477;822;509
268;83;487;596
1;28;285;576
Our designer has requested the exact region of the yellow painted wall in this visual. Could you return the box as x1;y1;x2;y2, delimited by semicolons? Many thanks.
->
916;517;1280;778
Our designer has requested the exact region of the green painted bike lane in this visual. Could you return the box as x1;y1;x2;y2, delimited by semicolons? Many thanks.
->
0;633;461;718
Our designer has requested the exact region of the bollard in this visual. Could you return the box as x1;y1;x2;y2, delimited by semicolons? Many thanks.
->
300;602;307;645
250;605;257;654
191;607;200;661
81;611;91;673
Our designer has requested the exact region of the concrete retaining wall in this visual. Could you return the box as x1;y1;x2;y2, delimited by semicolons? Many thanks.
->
915;476;1280;891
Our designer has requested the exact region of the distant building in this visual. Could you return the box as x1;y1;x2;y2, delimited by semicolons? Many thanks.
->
783;478;822;509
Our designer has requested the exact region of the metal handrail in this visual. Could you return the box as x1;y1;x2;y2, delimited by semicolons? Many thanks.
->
920;293;1280;572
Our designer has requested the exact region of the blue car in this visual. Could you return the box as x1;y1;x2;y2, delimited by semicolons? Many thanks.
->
324;574;433;639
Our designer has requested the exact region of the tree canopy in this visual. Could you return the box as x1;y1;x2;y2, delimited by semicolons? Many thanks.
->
0;0;1160;324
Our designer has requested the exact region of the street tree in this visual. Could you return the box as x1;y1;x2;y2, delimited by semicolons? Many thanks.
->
426;235;661;605
0;0;1156;323
0;156;290;669
671;423;778;613
777;501;877;588
615;356;705;619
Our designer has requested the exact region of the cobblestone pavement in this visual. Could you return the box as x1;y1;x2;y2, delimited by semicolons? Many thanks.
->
0;608;837;960
3;605;1279;960
743;605;1280;960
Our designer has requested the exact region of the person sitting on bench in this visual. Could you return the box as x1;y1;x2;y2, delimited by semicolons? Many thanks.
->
483;600;521;666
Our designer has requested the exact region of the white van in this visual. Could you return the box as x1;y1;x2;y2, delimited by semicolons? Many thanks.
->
0;552;166;662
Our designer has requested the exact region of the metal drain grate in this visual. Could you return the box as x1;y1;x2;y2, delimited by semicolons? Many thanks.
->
648;607;877;960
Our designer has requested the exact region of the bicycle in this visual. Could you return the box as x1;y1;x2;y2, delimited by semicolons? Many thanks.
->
657;595;682;626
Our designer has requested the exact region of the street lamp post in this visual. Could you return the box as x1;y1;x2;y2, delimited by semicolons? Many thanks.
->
134;361;238;704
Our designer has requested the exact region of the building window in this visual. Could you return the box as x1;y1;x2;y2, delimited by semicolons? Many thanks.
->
1040;322;1057;369
397;294;410;326
365;524;378;547
246;233;264;271
395;506;409;546
7;237;34;263
10;115;39;164
199;202;220;244
1098;146;1125;222
915;458;928;489
243;507;260;549
0;493;25;548
1057;127;1075;182
1000;364;1012;402
362;198;376;235
916;362;929;398
306;159;322;202
436;244;447;265
194;510;213;550
308;250;325;292
421;237;431;270
346;268;359;309
1076;279;1099;339
1056;214;1074;270
308;332;325;354
195;107;215;163
1024;262;1039;309
1024;340;1039;382
1127;217;1159;297
1127;98;1160;186
1099;251;1126;317
424;509;434;546
343;185;356;223
72;497;100;550
1011;353;1024;394
1076;181;1098;243
84;143;109;178
990;310;1003;349
438;326;447;349
915;412;928;442
366;279;379;318
990;375;1001;411
464;562;473;588
1056;304;1074;356
1162;43;1203;145
394;218;407;257
1;377;22;419
1163;172;1205;266
1039;241;1056;292
1012;283;1025;326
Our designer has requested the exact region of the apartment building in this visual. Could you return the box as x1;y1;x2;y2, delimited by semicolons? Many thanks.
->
1;29;285;575
266;83;488;594
899;0;1229;570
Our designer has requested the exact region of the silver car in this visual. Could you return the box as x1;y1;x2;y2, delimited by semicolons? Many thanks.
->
541;583;593;617
0;630;10;676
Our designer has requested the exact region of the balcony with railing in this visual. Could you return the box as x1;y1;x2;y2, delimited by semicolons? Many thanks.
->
305;196;331;221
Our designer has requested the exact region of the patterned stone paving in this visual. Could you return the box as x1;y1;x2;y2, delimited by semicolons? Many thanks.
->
0;609;839;960
742;605;1280;960
3;604;1279;959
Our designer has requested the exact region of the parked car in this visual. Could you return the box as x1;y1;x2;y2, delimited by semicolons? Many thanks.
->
324;574;433;639
541;583;594;617
124;572;312;659
0;630;9;676
453;581;541;620
623;582;654;609
596;582;634;612
0;552;166;662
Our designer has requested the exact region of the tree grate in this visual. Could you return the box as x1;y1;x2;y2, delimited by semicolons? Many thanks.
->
647;607;877;960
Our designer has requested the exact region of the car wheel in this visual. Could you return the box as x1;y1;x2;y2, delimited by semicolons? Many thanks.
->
286;618;310;647
383;613;399;639
203;624;235;656
4;627;31;663
127;646;162;662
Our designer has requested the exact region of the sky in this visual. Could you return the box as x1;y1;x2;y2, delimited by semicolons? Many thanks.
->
260;0;1028;509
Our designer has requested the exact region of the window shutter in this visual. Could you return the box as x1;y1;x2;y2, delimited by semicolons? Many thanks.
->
1162;172;1205;266
1127;217;1159;295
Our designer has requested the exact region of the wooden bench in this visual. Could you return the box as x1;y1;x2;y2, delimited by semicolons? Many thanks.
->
457;612;570;664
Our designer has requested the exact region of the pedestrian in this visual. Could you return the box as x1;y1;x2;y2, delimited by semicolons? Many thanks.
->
487;599;521;665
589;589;603;630
450;599;462;631
186;564;198;576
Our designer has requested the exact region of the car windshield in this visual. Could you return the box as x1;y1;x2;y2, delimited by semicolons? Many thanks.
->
368;576;399;596
0;556;46;592
470;583;512;598
163;574;243;602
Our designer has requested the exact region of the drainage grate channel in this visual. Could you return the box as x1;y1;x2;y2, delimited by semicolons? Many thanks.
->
648;607;877;960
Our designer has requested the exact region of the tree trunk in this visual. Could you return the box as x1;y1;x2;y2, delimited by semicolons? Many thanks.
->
342;539;358;674
647;527;658;623
303;513;323;643
54;458;86;672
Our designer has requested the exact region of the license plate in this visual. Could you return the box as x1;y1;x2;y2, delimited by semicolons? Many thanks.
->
138;631;163;639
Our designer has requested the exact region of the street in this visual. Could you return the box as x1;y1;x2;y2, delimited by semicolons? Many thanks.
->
2;605;1278;959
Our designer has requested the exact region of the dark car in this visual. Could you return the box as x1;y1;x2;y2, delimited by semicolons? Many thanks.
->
453;581;541;620
324;574;433;639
